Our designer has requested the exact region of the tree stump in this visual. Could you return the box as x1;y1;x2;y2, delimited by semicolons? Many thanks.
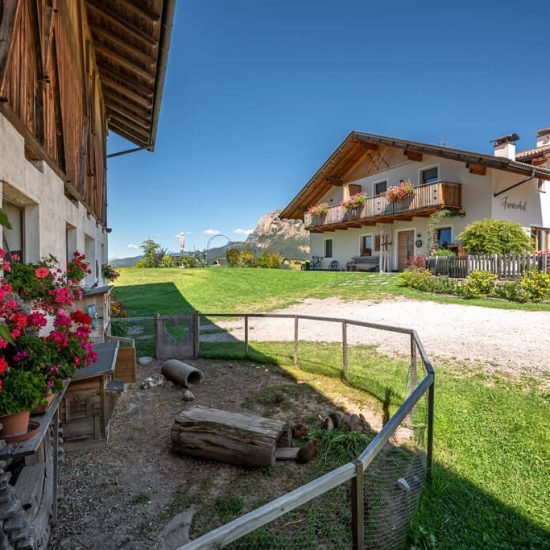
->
171;406;291;467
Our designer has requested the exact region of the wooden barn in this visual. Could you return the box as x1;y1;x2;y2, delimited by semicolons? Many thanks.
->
0;1;175;547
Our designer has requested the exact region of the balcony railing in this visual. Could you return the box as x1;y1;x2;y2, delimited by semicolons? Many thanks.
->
304;181;462;229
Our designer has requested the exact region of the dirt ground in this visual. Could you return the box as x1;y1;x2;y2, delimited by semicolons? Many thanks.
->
49;359;385;549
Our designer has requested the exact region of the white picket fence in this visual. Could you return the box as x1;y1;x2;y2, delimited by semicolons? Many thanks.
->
426;253;549;279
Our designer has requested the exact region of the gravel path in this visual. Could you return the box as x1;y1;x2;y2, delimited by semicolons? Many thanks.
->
208;298;550;377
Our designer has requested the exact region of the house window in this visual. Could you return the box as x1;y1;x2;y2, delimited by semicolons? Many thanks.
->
360;235;373;256
374;181;387;196
532;227;550;251
421;167;439;185
324;239;333;258
2;201;24;261
436;227;452;248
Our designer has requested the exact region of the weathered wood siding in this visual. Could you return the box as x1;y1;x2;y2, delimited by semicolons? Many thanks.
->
0;0;107;225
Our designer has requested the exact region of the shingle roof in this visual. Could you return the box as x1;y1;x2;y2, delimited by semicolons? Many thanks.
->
516;145;550;160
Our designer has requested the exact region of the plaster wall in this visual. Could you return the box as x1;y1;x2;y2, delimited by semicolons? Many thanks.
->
0;113;108;285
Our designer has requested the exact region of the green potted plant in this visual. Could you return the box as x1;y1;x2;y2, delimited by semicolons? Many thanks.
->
307;202;329;218
340;193;367;210
386;180;416;203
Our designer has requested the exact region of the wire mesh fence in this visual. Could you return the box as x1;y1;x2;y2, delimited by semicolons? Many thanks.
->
109;312;434;549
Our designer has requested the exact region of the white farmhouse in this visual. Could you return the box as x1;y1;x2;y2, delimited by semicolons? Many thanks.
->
280;130;550;271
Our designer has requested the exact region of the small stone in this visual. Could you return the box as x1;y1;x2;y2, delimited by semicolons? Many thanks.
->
158;509;195;550
182;389;194;402
138;356;153;366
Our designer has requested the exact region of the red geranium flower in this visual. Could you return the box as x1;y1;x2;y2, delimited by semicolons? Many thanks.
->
35;266;50;279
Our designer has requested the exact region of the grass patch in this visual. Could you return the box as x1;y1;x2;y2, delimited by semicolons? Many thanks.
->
202;342;550;548
129;492;151;505
113;267;550;315
215;496;245;522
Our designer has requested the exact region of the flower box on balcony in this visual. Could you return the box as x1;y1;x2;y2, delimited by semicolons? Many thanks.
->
386;180;416;203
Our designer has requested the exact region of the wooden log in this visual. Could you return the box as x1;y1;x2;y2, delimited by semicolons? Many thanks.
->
162;360;204;387
171;406;291;467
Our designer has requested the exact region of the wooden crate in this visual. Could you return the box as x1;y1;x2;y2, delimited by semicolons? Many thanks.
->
114;347;136;383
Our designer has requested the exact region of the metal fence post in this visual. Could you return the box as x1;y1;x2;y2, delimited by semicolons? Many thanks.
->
427;375;435;483
410;334;417;391
293;316;299;367
244;315;249;357
351;459;365;550
342;321;348;381
193;311;200;359
154;313;161;359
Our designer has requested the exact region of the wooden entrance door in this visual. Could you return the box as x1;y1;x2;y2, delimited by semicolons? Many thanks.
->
397;230;415;271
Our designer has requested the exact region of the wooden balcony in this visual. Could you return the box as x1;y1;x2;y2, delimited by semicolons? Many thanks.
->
305;181;462;232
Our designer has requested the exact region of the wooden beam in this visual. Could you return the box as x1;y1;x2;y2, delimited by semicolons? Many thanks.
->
103;92;151;120
102;78;152;109
90;27;156;66
108;107;150;132
85;0;158;47
466;162;487;175
404;150;423;162
0;0;19;90
109;120;149;145
351;138;378;151
104;0;161;23
325;176;343;185
99;64;154;98
93;43;155;83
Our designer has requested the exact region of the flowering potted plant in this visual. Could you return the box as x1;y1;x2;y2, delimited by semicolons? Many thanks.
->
340;193;367;210
386;180;416;203
0;251;96;436
67;251;91;285
101;263;120;282
307;203;329;218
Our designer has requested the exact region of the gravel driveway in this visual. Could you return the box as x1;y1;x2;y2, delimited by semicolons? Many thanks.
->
208;298;549;377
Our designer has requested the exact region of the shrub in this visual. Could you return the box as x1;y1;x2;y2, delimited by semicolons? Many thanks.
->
515;270;550;303
424;276;459;294
407;256;426;268
256;252;284;269
181;255;197;268
494;281;520;302
459;219;533;254
226;248;242;267
430;248;456;257
460;270;498;298
240;250;256;267
160;255;174;268
135;259;145;269
399;267;432;289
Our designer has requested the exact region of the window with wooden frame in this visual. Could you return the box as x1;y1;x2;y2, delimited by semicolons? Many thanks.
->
360;235;373;256
435;227;452;248
532;227;550;251
324;239;333;258
348;183;362;196
374;181;387;196
421;166;439;185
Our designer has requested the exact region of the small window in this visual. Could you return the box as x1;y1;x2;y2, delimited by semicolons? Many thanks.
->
324;239;333;258
2;201;24;262
360;235;373;256
421;167;439;185
374;235;381;252
436;227;452;248
532;227;550;251
374;181;387;196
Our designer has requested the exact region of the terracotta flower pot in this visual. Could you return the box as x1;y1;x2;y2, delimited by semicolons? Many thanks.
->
0;410;31;438
31;392;55;415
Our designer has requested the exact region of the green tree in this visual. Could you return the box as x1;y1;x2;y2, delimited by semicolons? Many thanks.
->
459;219;533;254
140;239;161;267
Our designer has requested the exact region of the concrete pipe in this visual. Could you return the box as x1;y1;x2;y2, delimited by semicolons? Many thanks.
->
162;359;204;388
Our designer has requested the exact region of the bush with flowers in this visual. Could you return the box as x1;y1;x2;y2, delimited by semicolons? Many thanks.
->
0;250;96;419
339;193;367;210
386;180;416;203
101;263;120;282
307;203;329;217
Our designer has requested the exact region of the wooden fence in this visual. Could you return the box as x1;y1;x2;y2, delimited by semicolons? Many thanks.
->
178;313;435;550
426;253;549;279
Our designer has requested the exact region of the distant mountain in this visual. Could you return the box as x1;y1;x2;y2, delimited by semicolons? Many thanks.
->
206;241;243;262
110;255;142;267
243;209;310;260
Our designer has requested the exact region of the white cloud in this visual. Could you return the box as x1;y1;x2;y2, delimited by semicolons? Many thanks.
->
128;243;139;249
234;228;253;236
175;232;192;237
203;229;221;236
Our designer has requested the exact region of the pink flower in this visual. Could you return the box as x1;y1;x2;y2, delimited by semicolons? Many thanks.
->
27;312;47;328
35;267;50;279
13;351;30;362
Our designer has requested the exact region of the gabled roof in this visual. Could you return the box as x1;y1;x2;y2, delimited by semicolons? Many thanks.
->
280;131;550;219
85;0;176;150
516;144;550;161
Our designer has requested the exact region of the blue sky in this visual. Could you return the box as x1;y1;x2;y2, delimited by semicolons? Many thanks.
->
106;0;550;259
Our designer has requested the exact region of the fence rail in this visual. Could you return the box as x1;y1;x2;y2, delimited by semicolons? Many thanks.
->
176;313;434;549
426;253;549;278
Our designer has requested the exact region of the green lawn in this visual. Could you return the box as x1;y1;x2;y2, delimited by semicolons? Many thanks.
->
200;341;550;548
113;267;550;315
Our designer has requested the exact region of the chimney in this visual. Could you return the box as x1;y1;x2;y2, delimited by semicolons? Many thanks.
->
536;128;550;148
491;133;519;160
